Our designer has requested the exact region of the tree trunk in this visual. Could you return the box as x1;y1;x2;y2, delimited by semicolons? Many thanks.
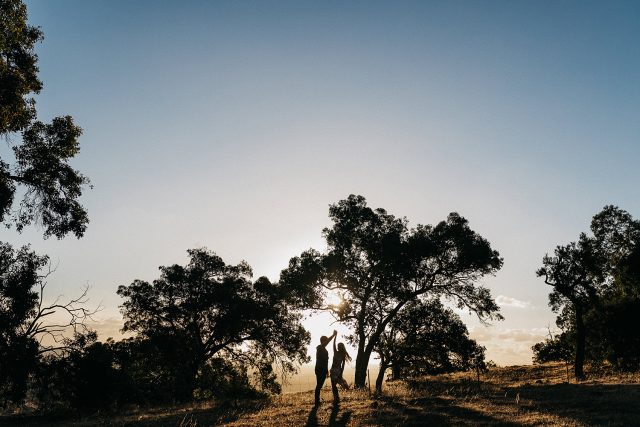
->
392;363;401;380
574;304;586;380
375;362;388;393
354;346;375;388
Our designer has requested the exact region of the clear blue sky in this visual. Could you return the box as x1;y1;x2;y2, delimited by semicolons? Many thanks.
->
9;0;640;367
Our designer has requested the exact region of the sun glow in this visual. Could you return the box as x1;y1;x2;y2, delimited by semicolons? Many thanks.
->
325;289;344;309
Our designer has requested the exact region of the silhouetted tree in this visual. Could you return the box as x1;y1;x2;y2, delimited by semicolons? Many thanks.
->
34;331;124;411
1;1;93;403
591;206;640;269
531;329;573;365
1;0;90;239
0;0;41;135
0;243;95;405
536;235;601;379
373;298;484;392
591;206;640;369
536;206;640;376
105;336;261;405
117;248;310;400
108;335;197;403
0;243;42;405
193;357;259;399
279;195;503;388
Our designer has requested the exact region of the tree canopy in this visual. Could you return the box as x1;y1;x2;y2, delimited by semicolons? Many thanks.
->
0;0;93;406
373;298;485;392
0;0;42;135
117;248;310;399
0;242;94;404
535;206;640;375
280;195;503;388
0;0;90;239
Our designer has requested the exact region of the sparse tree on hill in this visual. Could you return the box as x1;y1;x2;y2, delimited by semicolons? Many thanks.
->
536;206;640;377
536;234;601;379
279;195;503;388
590;206;640;369
373;298;485;392
531;328;573;365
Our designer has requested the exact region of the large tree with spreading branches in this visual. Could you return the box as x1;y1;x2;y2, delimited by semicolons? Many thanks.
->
117;248;310;399
279;195;503;388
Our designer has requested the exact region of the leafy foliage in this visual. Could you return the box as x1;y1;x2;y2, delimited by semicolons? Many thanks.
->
0;0;90;238
8;116;90;238
0;0;42;135
532;331;573;364
117;248;310;399
374;298;485;391
536;206;640;374
0;242;96;406
0;242;47;404
280;195;503;387
34;331;123;411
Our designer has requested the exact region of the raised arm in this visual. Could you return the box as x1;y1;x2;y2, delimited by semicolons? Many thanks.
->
332;330;337;353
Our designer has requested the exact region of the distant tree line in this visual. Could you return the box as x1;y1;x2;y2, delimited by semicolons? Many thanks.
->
533;206;640;378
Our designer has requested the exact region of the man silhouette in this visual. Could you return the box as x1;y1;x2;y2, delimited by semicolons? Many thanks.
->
314;330;337;405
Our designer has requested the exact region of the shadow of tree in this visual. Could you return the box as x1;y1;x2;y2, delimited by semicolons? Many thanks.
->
370;394;521;426
512;383;640;426
403;376;640;426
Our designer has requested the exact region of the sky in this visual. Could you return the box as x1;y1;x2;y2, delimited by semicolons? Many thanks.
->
5;0;639;379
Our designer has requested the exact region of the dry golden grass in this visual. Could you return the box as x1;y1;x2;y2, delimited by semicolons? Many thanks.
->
225;363;640;427
3;363;640;426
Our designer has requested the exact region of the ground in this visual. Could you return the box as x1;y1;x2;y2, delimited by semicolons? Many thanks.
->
3;363;640;426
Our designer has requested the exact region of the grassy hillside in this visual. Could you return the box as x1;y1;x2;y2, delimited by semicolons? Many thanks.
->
3;363;640;426
225;363;640;426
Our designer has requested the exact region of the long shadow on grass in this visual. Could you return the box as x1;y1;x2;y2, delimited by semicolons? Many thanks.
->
306;403;352;427
407;376;640;426
329;403;352;427
371;394;521;426
510;383;640;426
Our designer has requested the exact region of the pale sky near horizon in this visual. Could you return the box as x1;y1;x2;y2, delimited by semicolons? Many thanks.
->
4;0;639;375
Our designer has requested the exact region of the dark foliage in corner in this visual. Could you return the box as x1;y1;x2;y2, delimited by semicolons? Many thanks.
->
0;0;90;239
535;206;640;375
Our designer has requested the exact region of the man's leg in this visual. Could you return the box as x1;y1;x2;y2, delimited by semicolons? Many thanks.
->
314;370;326;404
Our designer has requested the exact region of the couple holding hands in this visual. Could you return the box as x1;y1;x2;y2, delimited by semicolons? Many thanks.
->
314;330;351;405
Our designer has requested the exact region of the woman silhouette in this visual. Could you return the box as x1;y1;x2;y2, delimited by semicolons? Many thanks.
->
330;330;352;404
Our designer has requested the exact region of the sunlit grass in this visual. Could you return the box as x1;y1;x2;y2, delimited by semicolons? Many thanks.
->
4;363;640;426
225;363;640;427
